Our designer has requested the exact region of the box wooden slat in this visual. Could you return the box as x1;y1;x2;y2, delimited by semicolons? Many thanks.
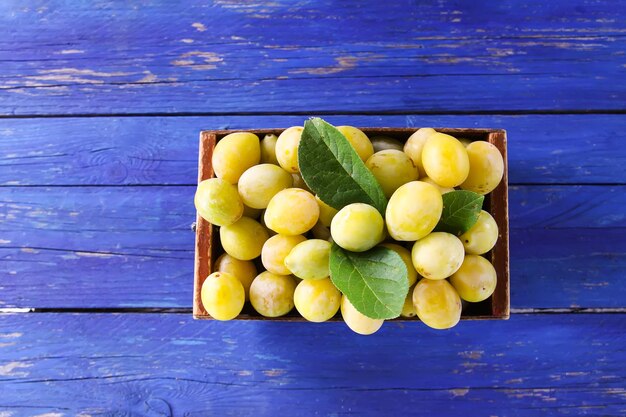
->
194;127;509;321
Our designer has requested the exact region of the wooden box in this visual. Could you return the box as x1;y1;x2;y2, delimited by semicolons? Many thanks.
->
194;127;509;321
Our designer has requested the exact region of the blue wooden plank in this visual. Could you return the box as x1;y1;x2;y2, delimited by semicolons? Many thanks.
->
509;185;626;229
0;0;624;114
2;114;626;185
0;186;194;309
1;185;624;309
511;229;626;309
0;313;625;416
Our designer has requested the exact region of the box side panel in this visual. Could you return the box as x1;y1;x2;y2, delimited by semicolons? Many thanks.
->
193;132;217;319
488;131;510;318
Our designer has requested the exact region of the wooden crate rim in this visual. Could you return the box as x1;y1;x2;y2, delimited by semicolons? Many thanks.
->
194;126;510;322
203;127;507;136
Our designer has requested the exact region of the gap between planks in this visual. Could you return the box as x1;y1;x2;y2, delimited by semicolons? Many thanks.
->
1;307;625;315
2;109;626;119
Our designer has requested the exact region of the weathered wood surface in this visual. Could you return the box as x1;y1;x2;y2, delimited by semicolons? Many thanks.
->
0;313;625;416
0;1;625;115
2;114;626;186
1;0;625;414
1;185;624;309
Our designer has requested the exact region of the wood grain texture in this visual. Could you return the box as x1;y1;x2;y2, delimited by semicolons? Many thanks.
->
488;130;510;318
2;114;626;186
0;186;195;309
1;185;623;309
0;0;624;115
193;131;216;318
0;313;625;416
1;1;624;414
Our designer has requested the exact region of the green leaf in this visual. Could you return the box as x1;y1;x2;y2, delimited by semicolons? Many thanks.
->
298;118;387;214
329;243;408;320
436;190;484;235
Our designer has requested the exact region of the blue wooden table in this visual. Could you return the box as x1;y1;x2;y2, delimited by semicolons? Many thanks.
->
1;1;625;415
